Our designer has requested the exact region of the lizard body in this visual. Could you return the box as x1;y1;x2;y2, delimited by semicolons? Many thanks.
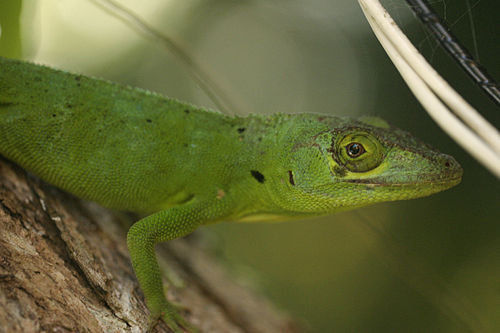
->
0;56;462;331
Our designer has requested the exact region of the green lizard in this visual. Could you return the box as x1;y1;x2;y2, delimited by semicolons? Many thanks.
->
0;56;462;332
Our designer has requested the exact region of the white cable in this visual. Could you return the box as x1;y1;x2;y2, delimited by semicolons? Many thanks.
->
358;0;500;179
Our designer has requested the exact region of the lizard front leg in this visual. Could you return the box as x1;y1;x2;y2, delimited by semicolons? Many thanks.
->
126;199;230;332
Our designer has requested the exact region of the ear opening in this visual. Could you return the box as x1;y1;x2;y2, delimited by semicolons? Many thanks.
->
288;170;295;185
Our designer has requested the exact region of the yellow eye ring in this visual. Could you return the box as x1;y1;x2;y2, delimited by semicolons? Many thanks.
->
334;131;385;172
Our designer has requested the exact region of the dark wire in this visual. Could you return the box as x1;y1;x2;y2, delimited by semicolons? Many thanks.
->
405;0;500;107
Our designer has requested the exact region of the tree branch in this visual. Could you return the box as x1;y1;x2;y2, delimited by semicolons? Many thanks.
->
0;157;301;333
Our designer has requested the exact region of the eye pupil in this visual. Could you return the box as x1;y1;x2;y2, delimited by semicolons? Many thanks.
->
346;142;365;157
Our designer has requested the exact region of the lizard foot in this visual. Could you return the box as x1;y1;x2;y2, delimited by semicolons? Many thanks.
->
147;301;198;333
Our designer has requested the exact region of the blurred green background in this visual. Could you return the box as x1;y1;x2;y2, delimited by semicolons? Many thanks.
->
1;1;498;332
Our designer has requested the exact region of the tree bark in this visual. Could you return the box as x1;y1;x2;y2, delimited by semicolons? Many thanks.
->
0;157;302;333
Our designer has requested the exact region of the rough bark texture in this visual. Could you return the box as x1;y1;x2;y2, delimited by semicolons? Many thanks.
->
0;157;302;333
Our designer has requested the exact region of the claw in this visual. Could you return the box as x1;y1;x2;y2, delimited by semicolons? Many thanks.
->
147;301;198;333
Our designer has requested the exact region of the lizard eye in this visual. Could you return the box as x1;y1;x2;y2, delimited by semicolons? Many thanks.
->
335;131;385;172
346;142;365;158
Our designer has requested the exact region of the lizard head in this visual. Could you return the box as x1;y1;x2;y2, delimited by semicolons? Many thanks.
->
271;115;462;215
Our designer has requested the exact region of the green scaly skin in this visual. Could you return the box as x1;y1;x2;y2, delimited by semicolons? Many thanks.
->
0;57;462;332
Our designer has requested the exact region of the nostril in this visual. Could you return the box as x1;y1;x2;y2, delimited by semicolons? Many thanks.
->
440;156;463;179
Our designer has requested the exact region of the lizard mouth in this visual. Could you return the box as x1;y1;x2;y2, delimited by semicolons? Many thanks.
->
343;174;462;187
341;155;463;188
304;174;462;206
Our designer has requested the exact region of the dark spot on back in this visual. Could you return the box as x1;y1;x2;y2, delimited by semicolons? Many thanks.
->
288;170;295;185
184;109;190;114
237;127;246;133
146;119;152;123
52;114;57;117
250;170;265;183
